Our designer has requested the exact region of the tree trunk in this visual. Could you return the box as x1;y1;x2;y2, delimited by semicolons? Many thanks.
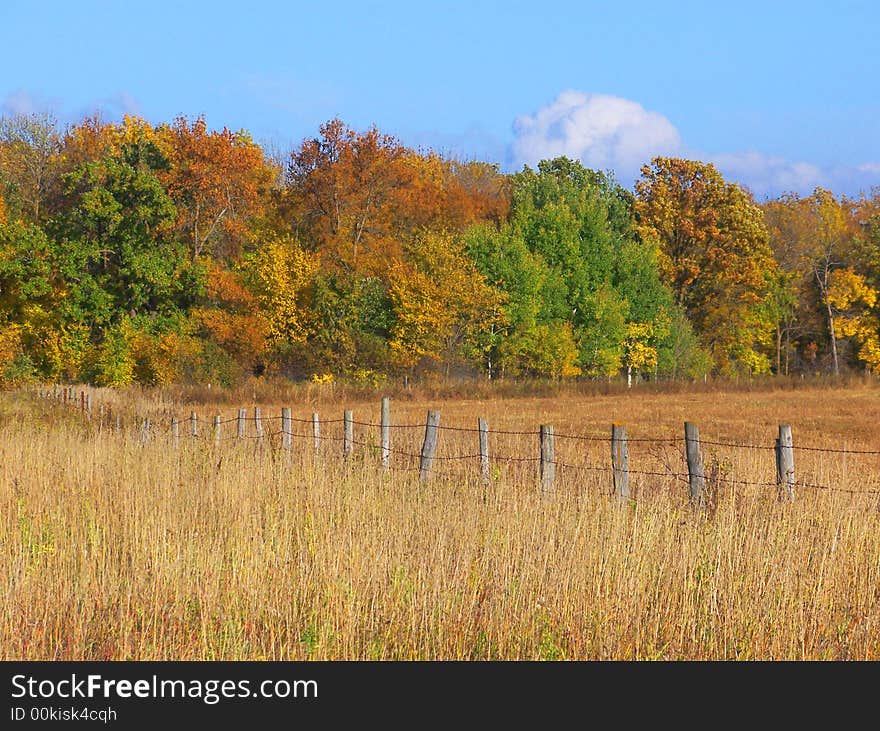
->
776;323;782;375
784;323;791;376
827;302;840;376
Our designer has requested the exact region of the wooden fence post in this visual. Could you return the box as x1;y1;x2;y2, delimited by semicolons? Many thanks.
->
115;412;121;433
237;408;247;440
213;415;221;447
171;417;179;449
141;418;151;444
685;421;705;507
312;413;321;453
343;410;354;458
540;425;555;491
419;410;441;482
190;411;198;438
611;423;630;500
479;418;490;486
381;397;391;469
281;408;292;452
80;391;86;414
254;407;264;447
85;393;91;421
776;423;795;502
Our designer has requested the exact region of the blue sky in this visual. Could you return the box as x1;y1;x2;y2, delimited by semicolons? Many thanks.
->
2;0;878;197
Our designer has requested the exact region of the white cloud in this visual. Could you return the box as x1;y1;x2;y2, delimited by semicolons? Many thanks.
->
510;90;681;180
509;90;880;197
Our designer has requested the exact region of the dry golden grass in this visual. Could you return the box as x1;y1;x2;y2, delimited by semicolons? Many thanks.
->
3;383;880;660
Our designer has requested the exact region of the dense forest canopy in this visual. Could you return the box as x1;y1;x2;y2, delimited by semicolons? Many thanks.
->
0;112;878;386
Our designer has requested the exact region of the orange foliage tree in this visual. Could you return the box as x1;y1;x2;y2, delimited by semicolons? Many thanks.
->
192;263;269;379
159;116;275;261
287;118;509;277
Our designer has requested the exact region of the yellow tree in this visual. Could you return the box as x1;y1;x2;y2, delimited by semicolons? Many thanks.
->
765;189;860;375
387;231;504;375
635;158;777;374
828;268;880;373
801;189;859;376
622;321;659;387
244;234;319;348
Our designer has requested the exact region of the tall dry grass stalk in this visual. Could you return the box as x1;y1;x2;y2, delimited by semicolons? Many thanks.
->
3;385;880;659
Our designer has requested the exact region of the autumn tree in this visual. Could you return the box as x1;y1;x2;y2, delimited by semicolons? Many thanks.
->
287;119;509;275
242;233;319;352
160;116;274;261
635;158;777;374
287;118;410;273
0;112;61;223
191;262;268;383
764;189;868;375
798;190;860;376
388;230;503;375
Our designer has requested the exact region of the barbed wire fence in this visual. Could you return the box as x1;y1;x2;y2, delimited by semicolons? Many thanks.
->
30;385;880;505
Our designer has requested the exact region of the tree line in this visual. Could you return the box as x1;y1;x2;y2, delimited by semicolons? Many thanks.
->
0;112;878;387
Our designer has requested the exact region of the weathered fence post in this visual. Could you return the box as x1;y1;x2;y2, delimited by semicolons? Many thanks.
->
190;411;198;438
80;391;86;415
776;423;795;502
312;412;321;453
237;408;247;440
254;407;264;447
281;408;292;452
85;393;91;421
343;410;354;458
381;397;391;470
684;421;705;507
479;418;490;486
213;415;221;447
419;410;441;482
115;412;121;433
171;416;179;449
540;425;555;491
141;418;151;444
611;423;630;500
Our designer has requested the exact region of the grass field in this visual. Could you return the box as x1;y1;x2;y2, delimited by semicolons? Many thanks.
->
3;381;880;660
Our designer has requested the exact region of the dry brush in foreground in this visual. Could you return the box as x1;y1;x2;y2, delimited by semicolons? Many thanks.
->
3;385;880;659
